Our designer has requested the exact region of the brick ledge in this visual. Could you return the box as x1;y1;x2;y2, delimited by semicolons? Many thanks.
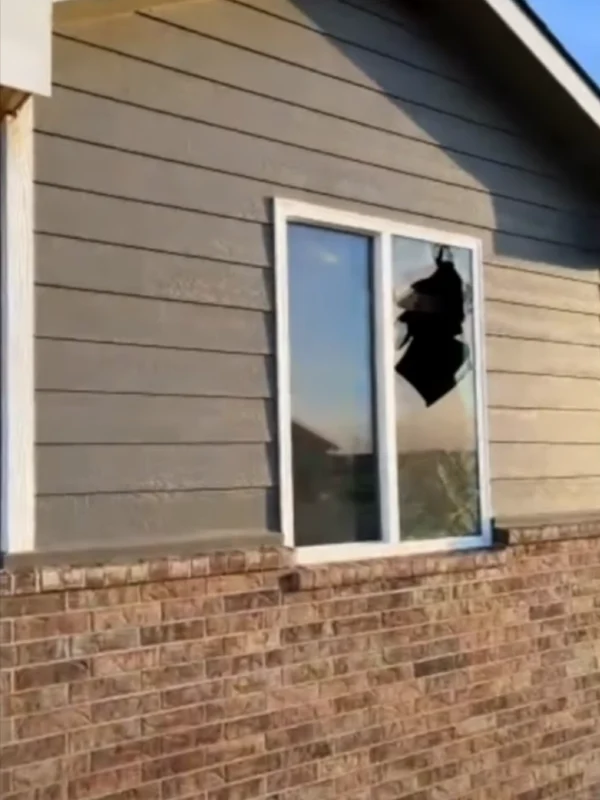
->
0;545;294;596
498;512;600;546
2;514;599;595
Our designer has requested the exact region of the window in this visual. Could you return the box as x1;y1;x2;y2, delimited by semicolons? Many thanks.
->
274;199;492;563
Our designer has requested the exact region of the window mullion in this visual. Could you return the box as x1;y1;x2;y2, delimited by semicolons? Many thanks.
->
374;231;401;546
471;241;493;545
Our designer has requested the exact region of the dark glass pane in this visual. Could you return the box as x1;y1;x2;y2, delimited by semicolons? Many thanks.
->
392;237;481;539
289;223;379;547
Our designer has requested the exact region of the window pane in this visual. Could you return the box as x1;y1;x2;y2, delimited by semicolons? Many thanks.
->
393;237;481;540
289;223;379;547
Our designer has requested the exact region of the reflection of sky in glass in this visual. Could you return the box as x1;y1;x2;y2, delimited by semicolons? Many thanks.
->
289;224;374;453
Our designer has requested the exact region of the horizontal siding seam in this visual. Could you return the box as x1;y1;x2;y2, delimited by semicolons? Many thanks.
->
489;368;600;378
490;440;600;446
35;180;259;228
37;439;600;447
36;388;272;400
36;231;267;270
488;332;600;351
35;333;600;357
37;486;274;498
490;404;600;411
34;232;600;287
486;297;600;318
35;181;600;256
224;0;494;92
51;39;574;188
36;440;271;447
338;0;413;32
36;398;600;416
35;335;271;358
133;12;543;143
34;280;599;321
35;282;271;314
493;475;600;481
486;260;600;287
35;126;600;221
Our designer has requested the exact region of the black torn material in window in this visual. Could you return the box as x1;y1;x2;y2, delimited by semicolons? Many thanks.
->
394;245;469;407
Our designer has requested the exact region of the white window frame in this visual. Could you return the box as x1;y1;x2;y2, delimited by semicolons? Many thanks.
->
274;198;493;564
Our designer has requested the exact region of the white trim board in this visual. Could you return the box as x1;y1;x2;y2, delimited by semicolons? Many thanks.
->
0;0;52;97
482;0;600;131
0;100;36;554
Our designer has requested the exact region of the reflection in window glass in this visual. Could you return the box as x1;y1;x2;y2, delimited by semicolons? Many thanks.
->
289;224;379;547
393;237;481;539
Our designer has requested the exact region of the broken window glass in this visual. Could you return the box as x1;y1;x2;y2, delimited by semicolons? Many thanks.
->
393;237;481;540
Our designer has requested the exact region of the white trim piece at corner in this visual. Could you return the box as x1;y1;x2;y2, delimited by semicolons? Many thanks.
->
483;0;600;130
0;0;52;98
0;100;36;554
273;198;295;550
273;198;493;566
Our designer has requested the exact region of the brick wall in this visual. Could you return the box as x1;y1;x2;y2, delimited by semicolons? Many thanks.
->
2;521;600;800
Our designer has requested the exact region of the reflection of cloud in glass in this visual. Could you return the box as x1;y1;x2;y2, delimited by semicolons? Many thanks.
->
319;250;340;265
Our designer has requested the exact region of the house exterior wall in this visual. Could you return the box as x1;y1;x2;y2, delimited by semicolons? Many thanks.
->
2;524;600;800
10;3;600;795
33;0;600;552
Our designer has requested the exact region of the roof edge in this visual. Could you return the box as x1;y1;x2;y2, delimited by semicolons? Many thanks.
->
481;0;600;131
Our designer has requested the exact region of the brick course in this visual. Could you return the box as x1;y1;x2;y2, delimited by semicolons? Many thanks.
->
2;520;600;800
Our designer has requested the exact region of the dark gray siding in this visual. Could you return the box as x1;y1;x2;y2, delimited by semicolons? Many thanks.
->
35;0;600;549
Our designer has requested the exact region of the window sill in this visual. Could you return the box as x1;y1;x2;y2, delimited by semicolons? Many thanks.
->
295;534;489;566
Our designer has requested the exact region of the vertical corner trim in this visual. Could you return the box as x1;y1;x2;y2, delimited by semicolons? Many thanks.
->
273;198;294;548
1;98;35;553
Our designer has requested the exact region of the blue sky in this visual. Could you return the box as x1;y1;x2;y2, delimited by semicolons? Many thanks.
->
528;0;600;83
